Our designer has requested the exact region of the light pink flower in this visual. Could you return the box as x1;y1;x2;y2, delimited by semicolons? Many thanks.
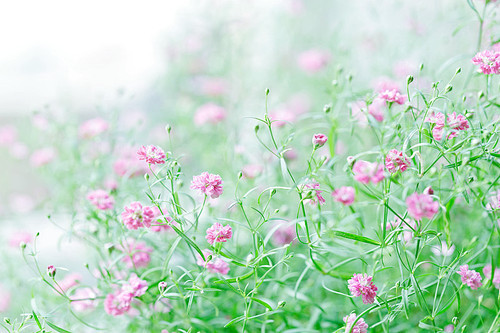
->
9;142;28;159
205;223;232;245
425;112;469;140
312;134;328;148
352;160;385;184
386;217;417;243
121;202;160;230
393;60;418;78
272;222;296;245
343;313;369;333
332;186;355;206
483;264;492;279
471;50;500;75
406;192;439;220
196;250;230;275
385;149;411;173
444;325;454;333
194;103;226;126
301;180;326;206
78;118;109;139
486;190;500;210
348;273;378;304
105;179;118;190
9;231;33;247
431;242;455;257
30;147;56;167
195;76;228;97
150;213;174;232
137;145;166;165
87;190;115;210
114;147;151;178
119;239;153;268
457;264;482;290
242;164;263;179
378;89;406;105
104;291;133;316
0;125;17;146
447;112;469;139
372;77;400;93
71;288;97;312
351;100;385;125
56;273;82;293
122;274;148;297
0;285;11;312
297;49;330;73
483;264;500;289
269;107;297;127
190;172;224;198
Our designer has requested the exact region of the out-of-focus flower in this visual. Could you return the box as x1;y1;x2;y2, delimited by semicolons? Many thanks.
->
385;149;411;173
137;145;166;165
393;60;418;78
348;273;378;304
206;223;232;245
483;264;500;289
9;142;28;159
191;172;224;198
122;274;148;297
104;291;132;316
194;103;226;126
386;217;417;243
486;190;500;210
431;241;455;257
242;164;263;179
297;49;330;73
151;213;174;233
272;222;296;245
378;89;406;105
78;118;109;139
312;134;328;148
372;77;400;93
425;112;469;141
194;76;228;97
9;194;35;213
47;265;56;278
196;250;230;275
471;50;500;75
0;125;17;146
406;192;439;220
444;325;454;333
30;147;56;167
87;190;115;210
114;147;150;178
0;285;11;312
301;180;326;206
121;202;160;230
332;186;355;206
457;264;482;290
9;231;33;247
119;239;153;268
269;107;297;127
56;273;82;293
352;160;385;184
71;288;97;312
343;313;369;333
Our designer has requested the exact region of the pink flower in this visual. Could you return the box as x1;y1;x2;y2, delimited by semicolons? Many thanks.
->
194;103;226;126
150;214;174;232
114;147;150;177
9;231;33;247
312;133;328;148
406;192;439;220
104;291;133;316
121;202;160;230
205;223;232;245
297;49;330;73
348;273;378;304
9;142;29;159
471;50;500;75
78;118;109;139
0;285;11;312
71;288;97;312
444;325;455;333
385;149;411;173
486;190;500;210
137;145;166;164
393;60;418;78
56;273;82;293
483;264;492;279
196;250;230;275
386;217;417;243
190;172;224;198
269;107;297;127
457;265;482;290
378;89;406;105
343;313;369;333
351;100;385;125
332;186;355;206
195;76;228;97
483;264;500;289
352;160;385;184
0;125;17;146
446;112;469;139
119;239;153;268
425;112;469;140
272;222;296;245
372;77;400;93
122;274;148;297
301;180;326;206
242;164;263;179
30;147;56;167
87;190;114;210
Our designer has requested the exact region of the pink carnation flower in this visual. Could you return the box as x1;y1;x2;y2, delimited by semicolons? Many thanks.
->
372;77;400;93
71;288;97;312
122;274;148;297
78;118;109;139
9;231;33;247
332;186;355;206
301;180;326;206
352;160;385;184
272;222;297;245
348;273;378;304
119;239;153;268
385;149;411;173
104;291;132;316
196;250;230;275
483;264;500;289
137;145;166;164
195;76;228;97
87;190;115;210
296;49;330;73
312;133;328;148
205;223;232;245
269;107;297;127
351;100;385;125
457;265;482;290
343;313;369;333
190;172;224;198
30;147;56;167
194;103;226;126
425;112;469;141
114;147;150;177
406;192;439;220
121;202;160;230
378;89;406;105
471;50;500;75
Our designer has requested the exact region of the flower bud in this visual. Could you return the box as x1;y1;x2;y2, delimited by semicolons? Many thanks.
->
423;186;434;195
312;134;328;148
158;281;167;294
47;265;56;278
407;75;414;85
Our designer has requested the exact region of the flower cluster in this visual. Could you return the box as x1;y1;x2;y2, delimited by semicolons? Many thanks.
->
385;149;411;173
190;172;224;198
301;180;326;206
457;265;482;290
347;273;378;304
196;250;230;275
87;189;115;210
331;186;355;206
205;223;233;245
378;89;405;105
471;49;500;75
137;145;166;164
104;274;148;316
343;313;369;333
352;160;385;184
406;192;439;220
121;202;160;230
425;112;469;141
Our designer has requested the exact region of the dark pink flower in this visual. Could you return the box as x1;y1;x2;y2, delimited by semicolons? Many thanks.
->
348;273;378;304
312;133;328;148
205;223;232;245
301;180;326;206
385;149;411;173
406;192;439;220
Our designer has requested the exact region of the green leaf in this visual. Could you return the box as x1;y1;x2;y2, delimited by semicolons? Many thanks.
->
46;321;71;333
330;230;380;246
170;224;205;260
250;297;273;311
32;311;42;329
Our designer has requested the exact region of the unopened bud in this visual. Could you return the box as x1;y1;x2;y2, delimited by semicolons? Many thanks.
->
423;186;434;195
47;265;56;278
323;104;332;113
312;134;328;148
158;281;168;294
445;85;453;93
407;75;414;85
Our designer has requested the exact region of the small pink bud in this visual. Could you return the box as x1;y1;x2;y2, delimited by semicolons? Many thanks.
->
312;133;328;148
158;281;167;294
47;265;56;278
423;186;434;195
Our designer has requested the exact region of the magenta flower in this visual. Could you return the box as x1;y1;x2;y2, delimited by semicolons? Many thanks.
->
47;265;56;278
406;192;439;220
121;202;160;230
352;160;385;184
190;172;224;198
137;145;166;164
385;149;411;173
71;288;97;312
296;49;330;73
119;239;153;268
196;250;230;275
348;273;378;304
301;180;326;206
332;186;355;206
206;223;232;245
78;118;109;139
343;313;369;333
457;265;482;290
104;291;132;316
87;189;115;210
122;274;148;297
312;133;328;148
471;50;500;75
194;103;226;126
378;89;406;105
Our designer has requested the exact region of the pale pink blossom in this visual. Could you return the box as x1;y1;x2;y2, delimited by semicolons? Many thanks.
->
30;147;56;167
386;217;417;243
9;142;28;159
457;265;482;290
195;76;228;96
343;313;368;333
205;223;232;245
56;273;82;293
486;190;500;210
32;114;49;130
406;192;439;220
269;107;297;127
425;112;469;140
9;231;33;247
301;180;326;206
444;325;454;333
137;145;166;165
272;222;297;245
87;190;115;210
431;242;455;257
483;264;500;289
351;100;385;125
114;147;151;178
9;194;35;213
352;160;385;184
0;125;17;146
471;50;500;75
378;89;406;105
151;214;174;233
71;288;97;312
312;134;328;148
105;179;118;191
78;118;109;139
385;149;411;173
372;77;400;93
121;202;160;230
348;273;378;304
297;49;330;73
104;291;132;316
119;239;153;268
190;172;224;198
284;149;298;160
242;164;263;179
194;103;226;126
122;274;148;297
393;60;418;78
332;186;355;206
0;285;11;312
196;250;230;275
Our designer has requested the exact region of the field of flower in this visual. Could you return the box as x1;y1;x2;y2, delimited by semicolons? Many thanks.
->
0;0;499;332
